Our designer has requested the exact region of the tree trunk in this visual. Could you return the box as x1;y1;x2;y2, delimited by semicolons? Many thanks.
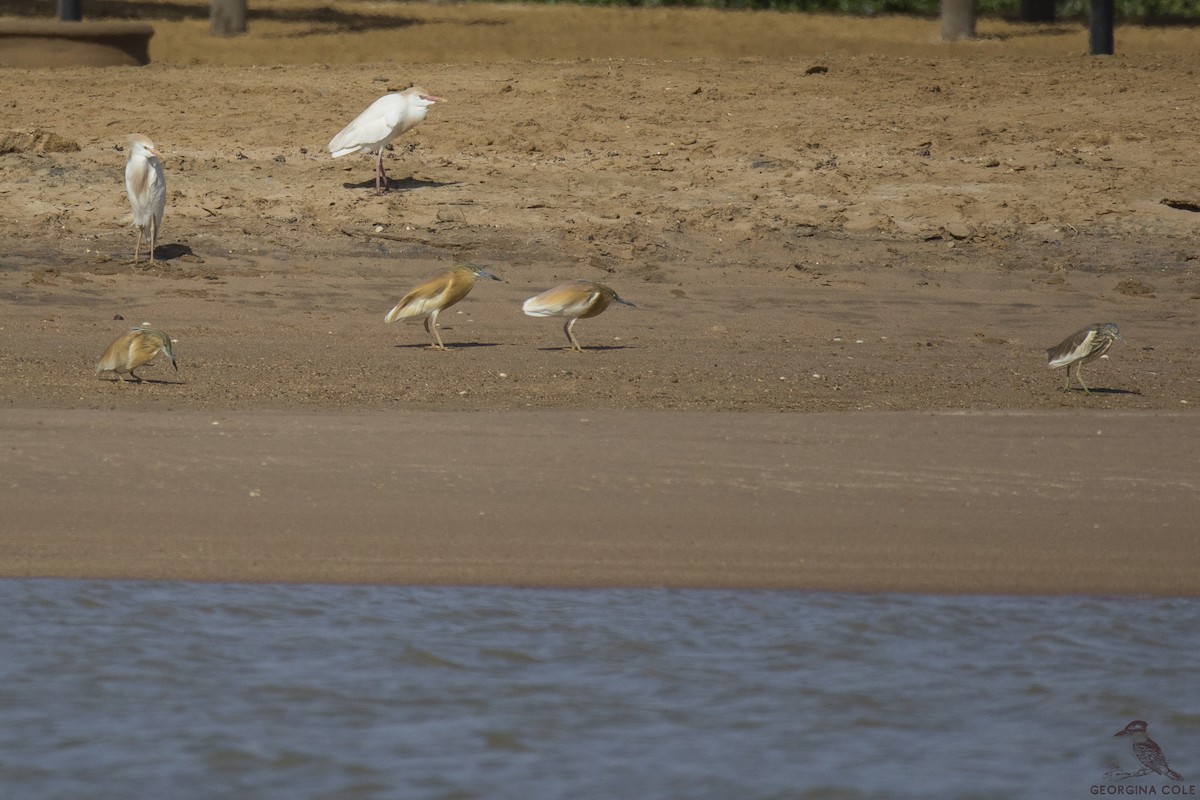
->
1089;0;1115;54
1019;0;1056;22
940;0;976;41
57;0;82;21
210;0;247;37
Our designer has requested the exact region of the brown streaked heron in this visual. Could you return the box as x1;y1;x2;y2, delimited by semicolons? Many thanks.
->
1045;322;1122;394
384;263;502;350
327;86;444;194
521;280;636;352
96;324;178;382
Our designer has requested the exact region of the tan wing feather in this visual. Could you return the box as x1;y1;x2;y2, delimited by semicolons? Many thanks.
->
96;327;176;375
522;281;604;319
384;268;477;323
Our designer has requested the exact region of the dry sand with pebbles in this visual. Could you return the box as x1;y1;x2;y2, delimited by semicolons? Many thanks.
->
0;2;1197;593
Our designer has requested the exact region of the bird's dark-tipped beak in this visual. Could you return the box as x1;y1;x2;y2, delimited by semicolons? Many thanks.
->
1114;730;1128;737
483;271;502;282
616;297;637;308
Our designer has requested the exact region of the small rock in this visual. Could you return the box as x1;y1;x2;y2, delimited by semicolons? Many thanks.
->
1115;278;1155;297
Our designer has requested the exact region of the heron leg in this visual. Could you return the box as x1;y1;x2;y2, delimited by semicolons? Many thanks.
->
1076;363;1090;395
133;228;144;264
375;149;389;194
565;318;583;352
128;369;143;383
426;311;445;350
148;217;157;265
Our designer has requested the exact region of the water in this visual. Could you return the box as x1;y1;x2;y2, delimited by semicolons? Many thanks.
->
0;581;1196;800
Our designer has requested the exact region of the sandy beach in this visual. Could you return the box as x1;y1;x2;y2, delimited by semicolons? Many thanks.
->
1;2;1198;594
2;408;1198;595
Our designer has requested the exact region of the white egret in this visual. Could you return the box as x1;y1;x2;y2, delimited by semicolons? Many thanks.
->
328;86;444;194
124;134;166;265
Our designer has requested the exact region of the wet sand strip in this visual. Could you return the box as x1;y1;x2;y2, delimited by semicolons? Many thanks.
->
1;409;1196;596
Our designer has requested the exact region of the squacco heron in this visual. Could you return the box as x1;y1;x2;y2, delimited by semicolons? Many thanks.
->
124;134;166;265
96;324;178;382
522;280;636;352
328;86;444;194
384;263;502;350
1046;322;1122;394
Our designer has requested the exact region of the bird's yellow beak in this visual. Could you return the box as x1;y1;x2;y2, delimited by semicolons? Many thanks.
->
422;95;446;104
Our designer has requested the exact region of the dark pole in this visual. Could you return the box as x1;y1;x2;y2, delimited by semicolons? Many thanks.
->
57;0;83;21
1090;0;1114;54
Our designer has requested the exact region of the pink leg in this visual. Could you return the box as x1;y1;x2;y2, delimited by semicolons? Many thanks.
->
148;217;157;265
375;149;389;194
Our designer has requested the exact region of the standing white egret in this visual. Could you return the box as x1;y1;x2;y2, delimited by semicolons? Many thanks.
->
327;86;444;194
124;134;166;265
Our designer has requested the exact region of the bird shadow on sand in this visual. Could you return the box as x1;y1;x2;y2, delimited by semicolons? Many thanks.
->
1073;386;1142;396
118;243;195;270
101;377;185;385
150;243;196;262
537;344;632;352
341;177;456;193
392;342;501;350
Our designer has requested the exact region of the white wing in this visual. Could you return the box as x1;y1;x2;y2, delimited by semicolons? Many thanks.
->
385;295;440;323
148;158;166;229
125;153;166;231
1046;329;1096;368
328;94;423;157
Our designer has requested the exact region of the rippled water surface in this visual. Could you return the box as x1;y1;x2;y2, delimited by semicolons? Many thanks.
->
0;581;1197;799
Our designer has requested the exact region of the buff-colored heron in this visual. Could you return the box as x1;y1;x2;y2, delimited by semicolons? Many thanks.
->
385;263;502;350
522;280;636;352
124;134;166;265
1046;322;1122;394
96;324;178;382
328;86;444;194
